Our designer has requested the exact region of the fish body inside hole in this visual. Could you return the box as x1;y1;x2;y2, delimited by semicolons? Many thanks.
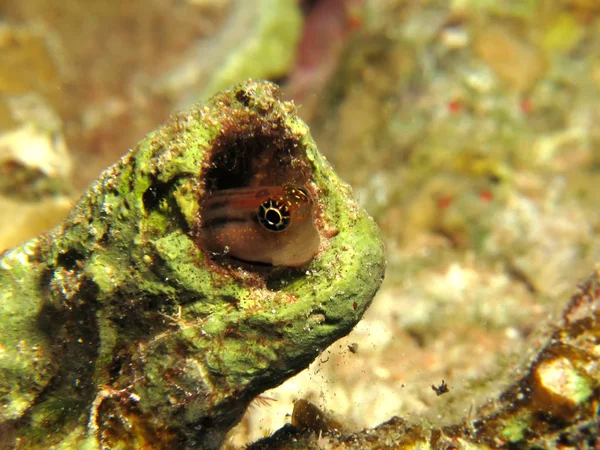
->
200;185;320;266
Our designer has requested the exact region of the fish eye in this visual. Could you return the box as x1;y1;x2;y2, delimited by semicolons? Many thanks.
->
258;199;290;231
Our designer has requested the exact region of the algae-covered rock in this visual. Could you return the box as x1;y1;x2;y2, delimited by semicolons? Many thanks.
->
0;80;384;449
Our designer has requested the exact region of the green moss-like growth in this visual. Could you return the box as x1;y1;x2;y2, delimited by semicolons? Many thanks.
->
0;80;385;449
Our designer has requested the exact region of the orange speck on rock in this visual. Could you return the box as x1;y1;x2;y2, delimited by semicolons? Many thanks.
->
521;98;533;114
479;189;493;202
437;195;453;209
448;100;462;114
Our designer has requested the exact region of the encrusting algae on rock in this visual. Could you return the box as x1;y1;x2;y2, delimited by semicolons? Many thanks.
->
0;80;385;449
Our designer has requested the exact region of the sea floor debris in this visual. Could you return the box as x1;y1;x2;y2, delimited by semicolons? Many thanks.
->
248;269;600;448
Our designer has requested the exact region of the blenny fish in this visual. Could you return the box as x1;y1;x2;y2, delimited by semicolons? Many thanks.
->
201;184;319;266
0;80;384;450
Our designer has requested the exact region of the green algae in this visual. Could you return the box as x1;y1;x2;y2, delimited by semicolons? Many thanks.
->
0;80;385;449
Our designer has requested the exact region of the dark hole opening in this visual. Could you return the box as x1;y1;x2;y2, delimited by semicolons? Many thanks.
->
202;136;310;194
196;104;317;275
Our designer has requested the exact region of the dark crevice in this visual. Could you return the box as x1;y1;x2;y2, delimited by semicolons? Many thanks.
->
56;249;85;270
107;289;204;342
16;278;101;447
143;179;172;212
142;176;190;234
111;294;173;337
35;298;67;342
107;354;126;384
98;223;112;246
202;124;310;192
235;88;252;107
196;86;318;275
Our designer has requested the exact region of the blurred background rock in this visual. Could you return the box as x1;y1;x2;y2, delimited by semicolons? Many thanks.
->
2;0;600;447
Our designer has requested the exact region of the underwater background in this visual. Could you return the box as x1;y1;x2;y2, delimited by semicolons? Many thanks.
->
2;0;600;447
